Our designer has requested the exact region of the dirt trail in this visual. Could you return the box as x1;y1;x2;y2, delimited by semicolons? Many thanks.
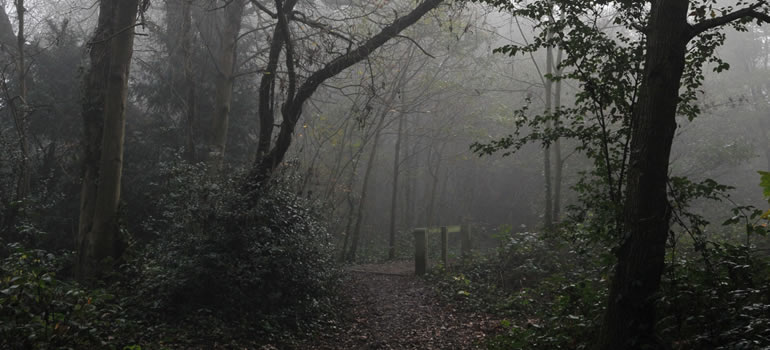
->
300;261;500;349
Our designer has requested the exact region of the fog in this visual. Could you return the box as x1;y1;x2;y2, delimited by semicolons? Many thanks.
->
0;0;767;257
3;0;770;348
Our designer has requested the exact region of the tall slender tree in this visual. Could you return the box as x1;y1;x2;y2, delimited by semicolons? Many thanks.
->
78;0;141;278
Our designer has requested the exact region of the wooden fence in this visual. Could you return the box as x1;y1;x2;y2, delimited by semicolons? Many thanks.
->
412;223;472;276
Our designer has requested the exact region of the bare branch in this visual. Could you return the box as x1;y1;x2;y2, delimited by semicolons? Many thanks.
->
396;34;435;59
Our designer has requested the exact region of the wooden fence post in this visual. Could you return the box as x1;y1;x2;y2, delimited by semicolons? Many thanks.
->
461;222;472;259
413;229;427;276
440;226;448;268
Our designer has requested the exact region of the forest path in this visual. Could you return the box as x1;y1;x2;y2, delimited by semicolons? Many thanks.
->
300;261;500;349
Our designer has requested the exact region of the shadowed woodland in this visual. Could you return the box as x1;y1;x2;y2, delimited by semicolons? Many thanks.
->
1;0;770;349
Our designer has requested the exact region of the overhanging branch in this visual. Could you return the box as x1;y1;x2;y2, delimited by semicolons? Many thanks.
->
688;2;770;39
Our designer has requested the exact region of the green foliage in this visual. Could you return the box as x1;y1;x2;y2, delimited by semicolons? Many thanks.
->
659;242;770;349
430;229;607;349
136;162;340;338
760;171;770;200
0;243;128;349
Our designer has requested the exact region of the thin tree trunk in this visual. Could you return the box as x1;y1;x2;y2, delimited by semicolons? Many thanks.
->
181;0;197;163
339;151;358;261
166;0;198;162
207;0;245;173
760;117;770;170
543;31;554;230
426;142;444;227
13;0;29;200
553;42;564;222
403;117;415;228
347;113;387;262
388;112;405;259
78;0;139;278
437;164;449;225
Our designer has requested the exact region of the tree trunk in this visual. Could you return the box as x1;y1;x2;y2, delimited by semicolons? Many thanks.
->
426;142;444;227
248;0;443;185
403;117;415;228
543;33;554;230
758;109;770;170
339;156;357;261
388;112;405;259
13;0;30;201
181;1;197;163
78;0;139;278
207;0;245;173
553;42;564;222
166;0;198;163
347;113;387;262
598;1;688;348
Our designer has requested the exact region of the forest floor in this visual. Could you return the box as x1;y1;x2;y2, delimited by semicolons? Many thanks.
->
295;261;502;350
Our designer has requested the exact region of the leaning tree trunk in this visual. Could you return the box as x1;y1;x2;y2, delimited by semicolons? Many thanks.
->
78;0;139;278
597;1;688;348
248;0;444;186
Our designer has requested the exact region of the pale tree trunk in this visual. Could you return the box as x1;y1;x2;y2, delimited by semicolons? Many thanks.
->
339;145;359;261
752;86;770;170
437;164;449;225
552;42;564;222
759;117;770;170
78;0;139;278
347;112;387;262
543;31;554;230
388;112;405;259
207;0;245;173
425;142;445;227
403;117;415;228
167;0;198;162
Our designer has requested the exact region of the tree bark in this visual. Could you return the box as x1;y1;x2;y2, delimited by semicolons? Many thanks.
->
78;0;139;278
403;117;415;229
388;112;405;259
166;0;198;163
760;118;770;170
207;0;246;173
425;142;445;227
597;1;688;348
248;0;443;185
339;155;357;262
543;35;554;230
347;113;387;262
553;41;564;222
13;0;30;200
